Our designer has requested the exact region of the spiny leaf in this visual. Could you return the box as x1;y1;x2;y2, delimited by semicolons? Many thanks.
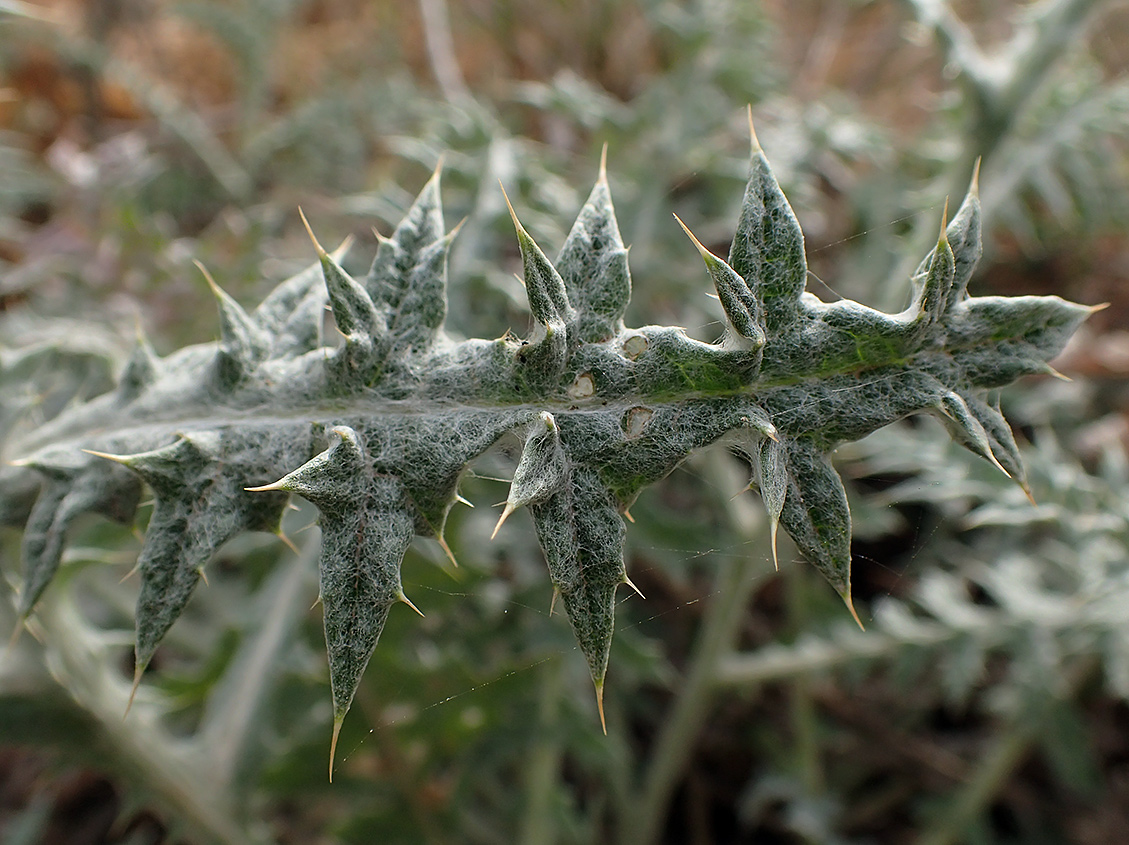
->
913;201;956;324
675;214;766;351
17;457;140;617
531;465;626;729
301;210;386;386
493;412;567;538
727;114;808;331
90;431;296;675
252;426;416;777
3;126;1095;763
777;437;861;628
365;164;444;316
196;262;270;390
755;436;787;570
116;326;161;403
253;238;350;357
505;188;574;391
556;148;631;343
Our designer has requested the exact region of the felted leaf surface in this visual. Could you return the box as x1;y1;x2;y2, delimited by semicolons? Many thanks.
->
2;128;1095;762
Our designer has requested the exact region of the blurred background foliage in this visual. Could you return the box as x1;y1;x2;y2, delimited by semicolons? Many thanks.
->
1;0;1129;842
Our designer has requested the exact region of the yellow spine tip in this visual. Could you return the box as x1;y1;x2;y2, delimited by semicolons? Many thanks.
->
491;502;515;540
843;592;865;631
82;448;127;464
549;588;559;617
193;259;221;296
245;481;286;493
746;104;762;153
298;207;328;259
672;213;714;262
198;567;209;587
970;157;982;196
499;182;522;235
278;531;300;556
770;522;780;572
598;142;609;184
595;681;607;735
329;717;344;783
399;592;425;618
939;197;950;245
125;665;143;719
623;575;645;600
448;216;468;240
437;534;459;567
1022;482;1037;507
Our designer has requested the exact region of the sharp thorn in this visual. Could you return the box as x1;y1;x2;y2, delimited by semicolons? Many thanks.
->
623;576;645;599
986;449;1012;480
298;207;328;258
198;567;209;587
193;259;221;295
82;449;128;465
399;591;425;618
598;142;609;184
970;157;981;196
329;716;344;783
672;213;714;261
278;531;300;555
549;588;559;617
843;591;865;631
623;508;635;524
491;502;516;540
245;481;287;493
595;681;607;735
448;216;468;240
1045;365;1072;382
455;494;474;508
499;182;522;235
770;521;779;571
939;197;950;244
437;534;459;568
124;664;143;719
746;104;762;153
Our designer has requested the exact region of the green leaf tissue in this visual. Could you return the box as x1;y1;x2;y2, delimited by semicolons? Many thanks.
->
1;116;1095;778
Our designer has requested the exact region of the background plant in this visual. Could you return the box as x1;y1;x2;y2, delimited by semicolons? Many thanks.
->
1;1;1128;843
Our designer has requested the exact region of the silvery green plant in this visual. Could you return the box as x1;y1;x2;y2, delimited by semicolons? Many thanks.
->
1;116;1094;778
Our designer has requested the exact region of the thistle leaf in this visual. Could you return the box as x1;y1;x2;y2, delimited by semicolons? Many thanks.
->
18;456;140;616
366;166;449;355
4;130;1094;757
494;412;568;538
777;437;858;624
727;128;808;330
556;152;631;343
531;466;626;718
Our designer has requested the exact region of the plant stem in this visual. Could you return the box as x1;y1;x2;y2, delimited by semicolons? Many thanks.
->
35;594;260;845
786;564;823;800
200;538;319;791
624;453;765;845
519;656;565;845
